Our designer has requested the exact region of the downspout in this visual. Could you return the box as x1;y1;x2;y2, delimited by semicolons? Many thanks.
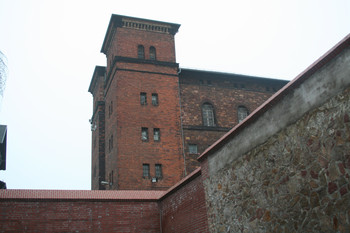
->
177;67;187;177
159;201;163;233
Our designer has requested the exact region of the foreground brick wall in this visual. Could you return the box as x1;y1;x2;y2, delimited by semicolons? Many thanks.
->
160;169;209;233
0;190;164;233
0;201;160;232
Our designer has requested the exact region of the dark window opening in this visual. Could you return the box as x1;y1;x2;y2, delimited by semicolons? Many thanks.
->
152;93;158;106
238;106;249;123
143;164;150;178
153;128;160;141
202;103;215;126
189;144;198;154
141;127;149;141
140;92;147;105
138;45;145;59
149;46;156;60
155;164;162;178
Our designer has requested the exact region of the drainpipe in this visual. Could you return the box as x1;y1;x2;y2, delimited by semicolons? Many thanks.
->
177;67;187;177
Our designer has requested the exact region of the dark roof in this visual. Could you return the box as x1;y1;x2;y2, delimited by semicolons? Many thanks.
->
88;66;106;94
179;68;288;84
198;33;350;162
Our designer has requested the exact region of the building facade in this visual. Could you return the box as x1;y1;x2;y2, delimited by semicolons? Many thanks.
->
89;14;288;190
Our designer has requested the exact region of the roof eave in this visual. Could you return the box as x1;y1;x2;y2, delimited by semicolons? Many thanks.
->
198;33;350;162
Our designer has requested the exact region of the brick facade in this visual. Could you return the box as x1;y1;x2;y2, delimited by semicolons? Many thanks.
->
89;14;287;190
160;168;209;232
179;69;286;173
0;190;163;232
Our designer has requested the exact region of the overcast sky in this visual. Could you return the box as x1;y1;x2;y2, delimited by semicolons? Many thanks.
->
0;0;349;190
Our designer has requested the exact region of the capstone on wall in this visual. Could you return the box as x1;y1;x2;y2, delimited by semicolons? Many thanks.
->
203;46;350;232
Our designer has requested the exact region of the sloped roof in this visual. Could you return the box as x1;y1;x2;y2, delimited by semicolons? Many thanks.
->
198;33;350;162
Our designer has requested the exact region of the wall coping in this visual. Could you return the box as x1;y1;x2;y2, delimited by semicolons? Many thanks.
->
198;33;350;163
0;189;165;201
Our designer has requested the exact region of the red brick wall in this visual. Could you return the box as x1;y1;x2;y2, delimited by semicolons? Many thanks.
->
160;170;209;233
0;200;160;232
179;70;286;173
105;70;184;190
103;23;184;190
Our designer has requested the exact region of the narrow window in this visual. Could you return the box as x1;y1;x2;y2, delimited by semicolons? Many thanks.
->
153;128;160;141
141;127;149;141
143;164;150;178
155;164;162;178
237;106;249;123
149;46;156;60
152;93;158;106
188;144;198;154
138;45;145;59
202;103;215;126
140;92;147;105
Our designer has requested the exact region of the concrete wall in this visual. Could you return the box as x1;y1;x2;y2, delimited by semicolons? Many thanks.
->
202;42;350;232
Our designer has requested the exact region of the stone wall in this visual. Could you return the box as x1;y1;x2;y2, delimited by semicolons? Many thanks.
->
202;43;350;232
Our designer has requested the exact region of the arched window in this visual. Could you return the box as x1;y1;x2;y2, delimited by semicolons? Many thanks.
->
137;45;145;59
202;103;215;126
237;106;249;123
149;46;156;60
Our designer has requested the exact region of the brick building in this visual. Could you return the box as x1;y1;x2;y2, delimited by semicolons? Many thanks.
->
1;29;349;233
88;14;287;190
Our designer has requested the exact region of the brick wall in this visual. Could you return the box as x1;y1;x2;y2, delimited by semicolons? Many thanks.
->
0;201;160;232
0;190;164;233
101;16;184;190
160;168;209;233
179;69;287;173
105;70;184;190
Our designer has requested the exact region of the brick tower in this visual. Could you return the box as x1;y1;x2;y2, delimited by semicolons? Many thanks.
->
89;15;184;190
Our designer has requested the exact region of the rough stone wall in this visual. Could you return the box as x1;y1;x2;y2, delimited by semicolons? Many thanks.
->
0;200;160;232
204;86;350;232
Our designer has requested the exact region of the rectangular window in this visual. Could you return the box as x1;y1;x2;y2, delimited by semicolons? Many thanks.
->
140;92;147;105
143;164;150;178
152;93;158;106
141;127;148;141
153;128;160;141
155;164;162;178
189;144;198;154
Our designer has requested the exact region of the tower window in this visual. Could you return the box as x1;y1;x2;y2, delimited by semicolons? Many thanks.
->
141;127;149;141
140;92;147;105
188;144;198;154
143;164;150;178
152;93;158;106
238;106;249;123
202;103;215;126
149;46;156;60
153;128;160;141
155;164;162;178
138;45;145;59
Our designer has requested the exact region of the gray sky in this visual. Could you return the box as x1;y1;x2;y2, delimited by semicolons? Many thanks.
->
0;0;349;190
